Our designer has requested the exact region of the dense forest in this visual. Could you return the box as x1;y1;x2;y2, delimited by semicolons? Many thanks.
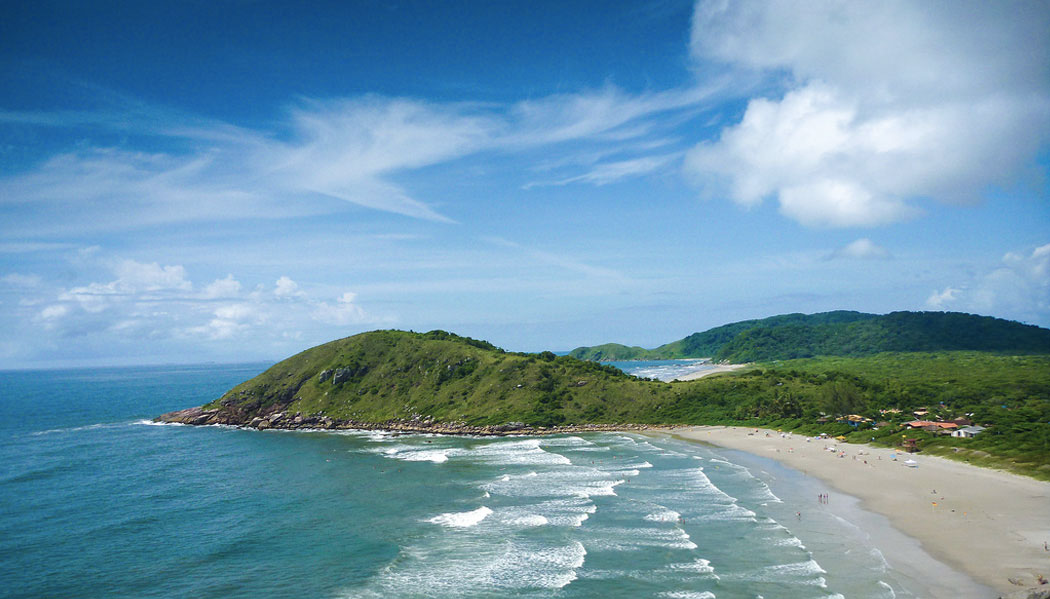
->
567;311;1050;362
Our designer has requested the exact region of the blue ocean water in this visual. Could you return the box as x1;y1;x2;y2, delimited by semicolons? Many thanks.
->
0;364;985;598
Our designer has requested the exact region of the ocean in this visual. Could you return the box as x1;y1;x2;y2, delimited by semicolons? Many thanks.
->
0;363;976;598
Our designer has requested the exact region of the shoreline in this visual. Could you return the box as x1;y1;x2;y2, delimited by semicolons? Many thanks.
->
672;362;748;381
673;425;1050;596
155;406;670;436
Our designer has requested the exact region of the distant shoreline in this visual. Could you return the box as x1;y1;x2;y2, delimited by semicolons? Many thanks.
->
672;425;1050;596
672;363;749;381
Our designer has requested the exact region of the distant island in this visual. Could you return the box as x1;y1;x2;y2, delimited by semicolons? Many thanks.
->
158;311;1050;480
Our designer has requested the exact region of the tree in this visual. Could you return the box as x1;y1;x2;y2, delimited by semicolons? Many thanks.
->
822;381;864;416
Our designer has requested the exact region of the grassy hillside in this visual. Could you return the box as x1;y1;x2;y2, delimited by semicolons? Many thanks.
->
568;311;1050;363
565;342;653;362
203;330;669;427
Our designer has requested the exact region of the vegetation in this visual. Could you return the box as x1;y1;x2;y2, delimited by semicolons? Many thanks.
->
203;327;1050;480
567;311;1050;362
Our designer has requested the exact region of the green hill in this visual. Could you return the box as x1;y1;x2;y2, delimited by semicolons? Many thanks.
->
569;311;1050;363
172;330;667;428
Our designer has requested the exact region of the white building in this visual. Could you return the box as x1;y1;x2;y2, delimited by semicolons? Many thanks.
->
951;425;986;438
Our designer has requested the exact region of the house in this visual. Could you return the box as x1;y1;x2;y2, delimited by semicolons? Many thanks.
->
951;417;973;427
913;408;929;417
841;414;873;428
951;425;987;438
905;420;958;431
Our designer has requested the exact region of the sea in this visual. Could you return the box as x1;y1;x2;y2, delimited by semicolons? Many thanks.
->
0;362;989;599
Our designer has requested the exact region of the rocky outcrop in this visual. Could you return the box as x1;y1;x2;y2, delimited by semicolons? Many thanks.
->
154;406;666;437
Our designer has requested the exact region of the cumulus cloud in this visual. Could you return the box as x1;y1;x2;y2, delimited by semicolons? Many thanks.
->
827;238;891;261
274;275;305;298
202;274;241;299
685;0;1050;228
34;259;382;343
926;243;1050;323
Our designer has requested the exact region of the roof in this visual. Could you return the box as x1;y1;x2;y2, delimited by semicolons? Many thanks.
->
906;421;958;429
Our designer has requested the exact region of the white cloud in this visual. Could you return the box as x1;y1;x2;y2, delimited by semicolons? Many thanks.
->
312;292;369;326
926;287;961;309
31;258;383;344
686;0;1050;228
0;78;721;234
113;260;192;292
1;273;42;287
202;274;241;299
925;243;1050;322
828;238;890;260
274;276;305;298
524;153;680;188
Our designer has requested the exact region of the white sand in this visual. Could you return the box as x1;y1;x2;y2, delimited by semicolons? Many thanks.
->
674;425;1050;594
673;363;748;381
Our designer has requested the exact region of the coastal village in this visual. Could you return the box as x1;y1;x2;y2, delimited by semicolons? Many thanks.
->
814;406;989;453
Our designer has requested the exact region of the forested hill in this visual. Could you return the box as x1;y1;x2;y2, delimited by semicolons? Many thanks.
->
568;311;1050;362
165;330;664;428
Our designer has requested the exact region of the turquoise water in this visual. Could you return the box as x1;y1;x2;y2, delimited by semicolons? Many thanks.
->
0;364;986;598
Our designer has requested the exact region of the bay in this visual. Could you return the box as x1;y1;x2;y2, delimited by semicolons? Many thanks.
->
1;364;947;598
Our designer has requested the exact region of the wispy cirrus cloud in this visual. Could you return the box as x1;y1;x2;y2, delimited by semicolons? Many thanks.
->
524;153;681;189
1;81;719;233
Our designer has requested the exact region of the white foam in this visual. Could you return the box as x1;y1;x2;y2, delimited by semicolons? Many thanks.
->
739;559;827;586
133;419;184;427
34;422;130;435
493;541;587;589
427;506;492;528
397;449;451;463
659;592;716;599
539;436;593;448
877;580;897;598
644;509;682;523
666;558;716;575
504;514;549;527
588;526;698;551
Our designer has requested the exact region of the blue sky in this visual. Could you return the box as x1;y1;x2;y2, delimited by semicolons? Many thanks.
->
2;0;1049;368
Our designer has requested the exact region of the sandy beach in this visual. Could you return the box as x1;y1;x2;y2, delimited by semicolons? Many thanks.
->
674;426;1050;595
673;363;748;381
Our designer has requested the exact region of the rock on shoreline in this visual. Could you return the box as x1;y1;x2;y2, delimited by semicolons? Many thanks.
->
154;406;664;436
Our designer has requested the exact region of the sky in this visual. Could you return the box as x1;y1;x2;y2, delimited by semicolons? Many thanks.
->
1;0;1049;369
